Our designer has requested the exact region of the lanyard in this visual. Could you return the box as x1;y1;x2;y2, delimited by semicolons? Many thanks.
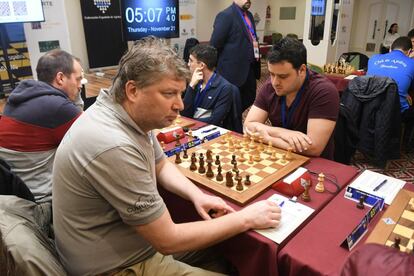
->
193;72;216;112
281;71;309;129
237;9;257;41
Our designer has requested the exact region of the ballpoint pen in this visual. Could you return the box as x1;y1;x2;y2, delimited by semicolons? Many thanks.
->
201;127;217;133
279;201;285;207
373;179;388;192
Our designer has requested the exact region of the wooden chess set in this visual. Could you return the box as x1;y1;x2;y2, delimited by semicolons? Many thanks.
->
160;115;196;131
323;61;355;75
169;132;309;205
366;189;414;253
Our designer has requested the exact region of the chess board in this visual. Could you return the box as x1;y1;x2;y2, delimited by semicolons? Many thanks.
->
168;116;195;129
366;189;414;253
169;133;309;205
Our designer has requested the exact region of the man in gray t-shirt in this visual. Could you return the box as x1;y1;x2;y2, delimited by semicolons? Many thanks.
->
53;37;281;276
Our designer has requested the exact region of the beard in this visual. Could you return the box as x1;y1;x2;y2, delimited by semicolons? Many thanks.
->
242;1;251;11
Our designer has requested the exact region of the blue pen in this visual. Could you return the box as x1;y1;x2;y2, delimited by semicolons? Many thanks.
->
279;201;285;207
373;179;388;192
201;127;217;133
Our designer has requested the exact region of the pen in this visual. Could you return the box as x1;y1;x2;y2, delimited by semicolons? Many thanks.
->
279;201;285;207
373;179;388;192
201;127;217;133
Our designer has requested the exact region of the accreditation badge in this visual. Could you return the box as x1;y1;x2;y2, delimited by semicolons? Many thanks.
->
253;41;260;59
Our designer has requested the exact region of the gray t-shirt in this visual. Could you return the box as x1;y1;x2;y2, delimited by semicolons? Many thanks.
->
53;89;166;276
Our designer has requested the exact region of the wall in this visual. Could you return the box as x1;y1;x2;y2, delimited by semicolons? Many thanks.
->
268;0;306;38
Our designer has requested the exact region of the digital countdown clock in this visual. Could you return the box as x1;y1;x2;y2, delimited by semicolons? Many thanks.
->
121;0;179;40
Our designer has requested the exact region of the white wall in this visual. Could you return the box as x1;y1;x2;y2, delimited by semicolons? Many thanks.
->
268;0;306;38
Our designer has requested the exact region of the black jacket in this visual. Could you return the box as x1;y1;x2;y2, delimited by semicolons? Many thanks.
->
0;158;35;202
334;76;401;167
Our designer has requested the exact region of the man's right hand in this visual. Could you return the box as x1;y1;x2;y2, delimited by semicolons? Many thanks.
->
240;200;281;229
189;67;203;88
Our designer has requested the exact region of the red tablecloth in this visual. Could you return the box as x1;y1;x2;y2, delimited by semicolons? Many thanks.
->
325;74;350;94
278;182;414;276
160;157;359;276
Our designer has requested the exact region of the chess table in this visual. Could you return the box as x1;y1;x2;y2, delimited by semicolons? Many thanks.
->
278;181;414;276
161;157;359;276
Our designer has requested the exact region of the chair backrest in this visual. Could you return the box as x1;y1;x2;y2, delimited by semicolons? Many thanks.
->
183;38;199;63
271;32;283;44
223;86;242;133
307;63;323;74
286;33;299;40
338;52;369;71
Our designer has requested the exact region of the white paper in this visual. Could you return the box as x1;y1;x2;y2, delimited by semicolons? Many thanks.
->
191;125;228;140
348;170;405;205
255;194;314;244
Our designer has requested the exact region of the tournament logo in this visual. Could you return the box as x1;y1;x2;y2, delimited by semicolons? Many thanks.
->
93;0;111;14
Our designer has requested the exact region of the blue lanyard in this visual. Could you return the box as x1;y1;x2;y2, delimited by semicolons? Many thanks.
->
281;71;309;129
237;9;257;41
193;72;216;112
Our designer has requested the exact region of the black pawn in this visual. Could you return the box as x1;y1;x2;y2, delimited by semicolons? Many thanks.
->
231;154;237;165
183;149;188;159
236;178;244;191
215;155;220;165
198;157;205;174
190;156;197;171
175;152;182;164
232;161;238;173
216;165;223;181
225;171;234;187
244;175;251;186
356;196;365;209
206;149;213;163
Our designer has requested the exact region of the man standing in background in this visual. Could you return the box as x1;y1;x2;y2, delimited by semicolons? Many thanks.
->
210;0;261;113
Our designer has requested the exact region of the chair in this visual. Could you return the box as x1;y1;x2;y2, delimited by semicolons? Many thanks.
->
285;33;299;40
271;32;283;45
307;63;323;74
80;84;97;111
334;76;401;167
338;52;369;71
183;38;199;63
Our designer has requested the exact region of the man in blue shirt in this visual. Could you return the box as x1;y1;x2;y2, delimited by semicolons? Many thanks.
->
182;44;238;128
368;36;414;121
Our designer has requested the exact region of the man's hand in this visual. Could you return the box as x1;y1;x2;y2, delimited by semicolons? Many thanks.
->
193;193;235;220
278;128;312;153
189;67;203;88
244;122;271;140
240;200;281;229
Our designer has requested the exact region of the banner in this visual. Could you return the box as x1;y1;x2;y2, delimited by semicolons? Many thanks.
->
80;0;127;68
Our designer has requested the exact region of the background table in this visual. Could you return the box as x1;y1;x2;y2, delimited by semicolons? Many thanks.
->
325;74;351;94
160;157;359;276
278;182;414;276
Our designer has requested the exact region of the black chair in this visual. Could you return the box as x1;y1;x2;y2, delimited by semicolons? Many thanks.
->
80;84;97;111
183;38;199;64
338;52;369;71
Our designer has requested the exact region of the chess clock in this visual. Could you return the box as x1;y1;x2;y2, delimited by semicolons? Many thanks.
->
121;0;179;40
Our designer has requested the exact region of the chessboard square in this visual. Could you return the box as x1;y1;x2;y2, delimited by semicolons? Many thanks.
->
261;160;273;166
263;167;277;174
385;240;394;247
221;157;231;164
250;175;263;183
238;164;249;170
256;171;270;178
407;239;414;251
393;224;414;239
402;210;414;222
276;160;290;166
245;167;260;175
254;163;266;170
211;148;221;154
397;217;414;230
222;164;232;171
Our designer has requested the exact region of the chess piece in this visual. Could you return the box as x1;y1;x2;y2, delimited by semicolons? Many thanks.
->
174;152;182;164
236;178;244;191
279;153;287;164
249;135;257;149
248;154;254;164
244;175;251;185
235;139;242;149
315;173;325;193
206;161;214;178
175;114;182;124
189;156;197;171
216;165;223;181
191;152;197;161
301;182;311;202
234;171;242;181
232;161;238;173
206;149;213;163
258;136;264;151
231;154;237;165
392;236;401;250
174;134;181;147
183;149;188;159
286;148;293;160
225;171;234;187
198;154;205;174
228;138;235;152
238;153;246;163
160;141;165;150
215;155;220;165
266;141;272;153
356;196;365;209
270;150;277;161
187;130;193;142
253;151;261;162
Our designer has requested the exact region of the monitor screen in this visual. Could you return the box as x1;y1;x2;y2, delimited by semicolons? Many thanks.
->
0;0;44;24
311;0;326;16
121;0;179;41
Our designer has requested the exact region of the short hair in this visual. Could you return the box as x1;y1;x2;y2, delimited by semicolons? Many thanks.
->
112;36;191;103
391;36;412;51
189;44;218;71
36;50;79;84
407;28;414;39
267;37;307;70
388;23;398;34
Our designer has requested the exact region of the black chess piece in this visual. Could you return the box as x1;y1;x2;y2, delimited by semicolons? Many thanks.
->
236;178;244;191
225;171;234;187
189;156;197;171
231;154;237;165
215;155;220;165
357;196;365;209
393;236;401;250
206;161;214;178
198;155;205;174
183;149;188;159
244;175;251;186
216;165;223;181
175;152;182;164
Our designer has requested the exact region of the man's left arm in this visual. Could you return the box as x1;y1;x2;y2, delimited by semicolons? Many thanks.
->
302;118;336;156
156;159;234;219
196;84;233;125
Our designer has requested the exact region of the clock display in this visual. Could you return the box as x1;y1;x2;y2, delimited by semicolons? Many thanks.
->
121;0;179;40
